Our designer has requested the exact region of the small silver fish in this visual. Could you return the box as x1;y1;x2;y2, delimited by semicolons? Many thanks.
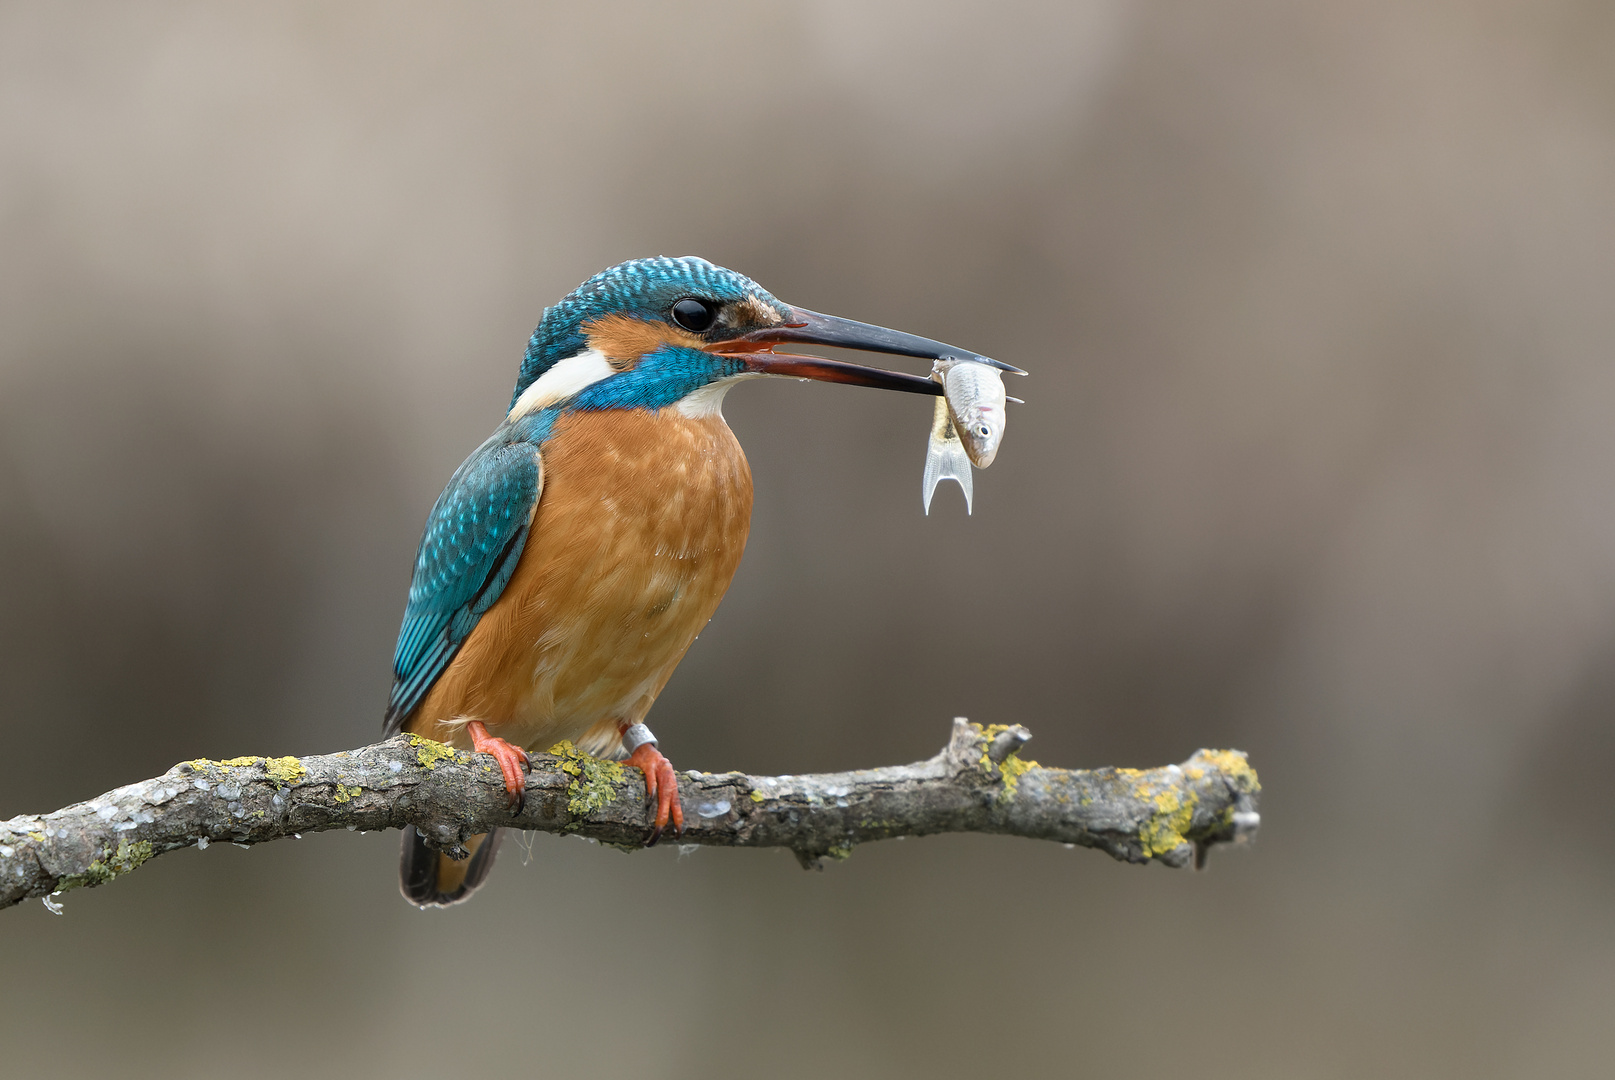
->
923;390;973;515
940;360;1008;469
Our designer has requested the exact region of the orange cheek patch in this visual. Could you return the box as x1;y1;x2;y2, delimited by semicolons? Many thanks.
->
583;315;705;370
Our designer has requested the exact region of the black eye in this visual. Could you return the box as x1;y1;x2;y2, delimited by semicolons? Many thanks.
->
670;297;717;333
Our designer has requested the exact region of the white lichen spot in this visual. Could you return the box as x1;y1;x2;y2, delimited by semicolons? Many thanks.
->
387;761;403;773
695;800;731;819
196;837;210;849
193;780;211;792
0;844;12;857
42;893;64;915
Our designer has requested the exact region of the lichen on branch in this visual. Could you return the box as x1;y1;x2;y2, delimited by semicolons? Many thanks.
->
0;720;1261;912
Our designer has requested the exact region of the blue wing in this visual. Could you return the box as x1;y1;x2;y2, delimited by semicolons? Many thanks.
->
383;437;543;735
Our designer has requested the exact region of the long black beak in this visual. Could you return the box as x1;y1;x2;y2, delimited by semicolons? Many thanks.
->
715;306;1024;395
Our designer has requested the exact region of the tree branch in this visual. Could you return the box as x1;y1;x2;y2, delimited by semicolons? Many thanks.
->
0;720;1261;912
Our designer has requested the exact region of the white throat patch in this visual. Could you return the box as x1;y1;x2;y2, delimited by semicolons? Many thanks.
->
674;373;754;419
507;348;616;420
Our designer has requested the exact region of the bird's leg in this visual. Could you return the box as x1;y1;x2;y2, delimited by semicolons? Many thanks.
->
620;722;683;845
465;720;530;814
626;744;683;845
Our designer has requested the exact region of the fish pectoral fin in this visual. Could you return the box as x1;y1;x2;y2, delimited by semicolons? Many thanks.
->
923;420;975;515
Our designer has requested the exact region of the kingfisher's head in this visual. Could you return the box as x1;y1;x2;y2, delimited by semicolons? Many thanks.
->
508;256;1017;422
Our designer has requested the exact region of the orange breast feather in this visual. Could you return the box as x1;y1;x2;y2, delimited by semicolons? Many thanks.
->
406;408;752;756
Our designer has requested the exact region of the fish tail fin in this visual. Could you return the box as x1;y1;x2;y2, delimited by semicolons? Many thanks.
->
923;423;975;515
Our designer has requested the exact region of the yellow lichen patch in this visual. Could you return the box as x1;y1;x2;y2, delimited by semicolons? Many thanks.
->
1138;787;1197;859
997;754;1040;796
408;733;459;770
263;757;306;786
333;783;363;803
824;841;853;861
749;790;765;804
57;839;154;892
183;755;265;772
973;723;1042;799
1196;749;1261;793
548;741;625;816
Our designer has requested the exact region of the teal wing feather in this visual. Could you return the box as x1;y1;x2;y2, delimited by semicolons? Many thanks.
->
383;438;542;735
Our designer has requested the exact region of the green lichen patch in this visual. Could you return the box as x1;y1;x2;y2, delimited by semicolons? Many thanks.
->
408;734;460;770
548;740;625;816
56;839;154;893
824;841;854;861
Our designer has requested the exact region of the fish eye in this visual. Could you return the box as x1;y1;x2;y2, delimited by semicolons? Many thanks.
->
670;297;717;333
976;424;992;437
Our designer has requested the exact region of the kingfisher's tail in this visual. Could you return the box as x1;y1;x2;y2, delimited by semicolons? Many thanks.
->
399;826;503;907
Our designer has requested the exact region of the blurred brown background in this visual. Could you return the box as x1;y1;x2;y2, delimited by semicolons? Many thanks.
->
3;2;1613;1077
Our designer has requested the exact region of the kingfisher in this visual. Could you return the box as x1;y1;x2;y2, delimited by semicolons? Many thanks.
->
385;256;1009;906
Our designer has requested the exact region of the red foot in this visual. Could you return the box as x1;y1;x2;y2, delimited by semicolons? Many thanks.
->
467;720;530;814
625;742;684;844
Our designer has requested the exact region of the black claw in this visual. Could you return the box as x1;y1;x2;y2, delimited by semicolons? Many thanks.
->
645;825;663;848
511;789;525;816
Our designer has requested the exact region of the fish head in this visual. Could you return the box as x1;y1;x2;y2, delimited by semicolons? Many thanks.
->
942;361;1009;468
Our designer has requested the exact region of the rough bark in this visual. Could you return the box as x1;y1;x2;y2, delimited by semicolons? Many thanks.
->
0;719;1261;912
